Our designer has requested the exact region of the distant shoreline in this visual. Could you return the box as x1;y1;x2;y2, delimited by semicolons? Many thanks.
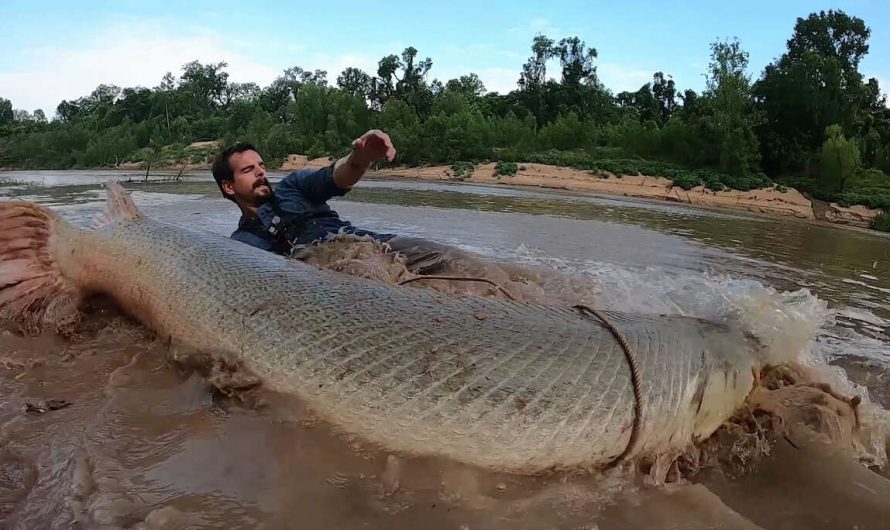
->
363;162;880;230
2;157;882;230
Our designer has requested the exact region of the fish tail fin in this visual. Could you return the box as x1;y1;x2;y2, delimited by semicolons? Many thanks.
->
91;181;141;230
0;201;83;334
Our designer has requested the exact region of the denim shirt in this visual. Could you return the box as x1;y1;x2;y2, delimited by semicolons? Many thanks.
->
230;164;393;253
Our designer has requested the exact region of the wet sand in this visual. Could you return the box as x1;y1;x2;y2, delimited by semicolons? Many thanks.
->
2;302;889;529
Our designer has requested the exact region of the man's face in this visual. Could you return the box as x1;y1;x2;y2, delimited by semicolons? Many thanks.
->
221;150;271;208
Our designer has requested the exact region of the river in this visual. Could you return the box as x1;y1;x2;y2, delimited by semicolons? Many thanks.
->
1;170;889;529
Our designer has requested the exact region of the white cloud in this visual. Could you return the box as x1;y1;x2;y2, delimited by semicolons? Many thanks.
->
432;63;520;95
443;43;525;63
0;17;523;115
303;52;380;81
0;20;280;115
1;15;686;114
476;67;521;94
597;63;655;93
529;16;561;36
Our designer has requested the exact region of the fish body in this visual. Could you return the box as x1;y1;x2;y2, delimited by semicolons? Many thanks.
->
0;184;761;473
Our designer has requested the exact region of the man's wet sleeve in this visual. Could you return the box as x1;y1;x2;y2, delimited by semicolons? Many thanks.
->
230;228;275;252
283;164;349;204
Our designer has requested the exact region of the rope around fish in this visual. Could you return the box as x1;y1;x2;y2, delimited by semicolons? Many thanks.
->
573;304;643;467
396;274;643;468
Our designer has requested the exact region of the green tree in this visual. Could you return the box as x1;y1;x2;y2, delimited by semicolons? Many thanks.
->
154;71;177;135
550;37;610;122
445;74;486;100
371;47;434;115
652;72;676;124
0;98;13;125
785;10;869;71
13;109;33;122
3;26;887;216
378;98;422;164
555;37;598;87
701;38;761;176
677;89;699;120
819;124;861;193
260;66;327;121
337;67;373;99
538;111;595;150
517;34;558;125
179;61;230;113
754;9;874;174
518;34;556;90
224;82;261;106
617;83;659;124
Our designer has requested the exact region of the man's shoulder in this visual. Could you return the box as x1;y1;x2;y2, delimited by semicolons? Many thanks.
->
278;164;334;186
274;168;314;197
275;162;345;203
230;213;275;251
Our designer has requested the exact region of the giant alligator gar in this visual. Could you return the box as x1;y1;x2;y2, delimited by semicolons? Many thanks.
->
0;183;764;474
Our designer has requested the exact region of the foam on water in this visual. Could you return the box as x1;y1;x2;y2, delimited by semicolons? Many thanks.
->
510;244;829;361
504;243;890;467
842;277;890;295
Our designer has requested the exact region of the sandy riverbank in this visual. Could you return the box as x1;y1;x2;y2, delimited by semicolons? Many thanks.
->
4;154;882;227
358;161;882;228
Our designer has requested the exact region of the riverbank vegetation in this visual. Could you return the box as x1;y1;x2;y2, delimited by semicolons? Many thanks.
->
1;9;888;228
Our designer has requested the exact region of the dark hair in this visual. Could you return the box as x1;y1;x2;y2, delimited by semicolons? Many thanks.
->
211;142;258;202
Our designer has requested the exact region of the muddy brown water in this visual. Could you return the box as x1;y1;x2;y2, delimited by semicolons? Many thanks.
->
1;171;889;529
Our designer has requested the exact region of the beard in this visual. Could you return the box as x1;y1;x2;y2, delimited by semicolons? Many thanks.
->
253;177;271;191
252;178;272;202
237;178;272;208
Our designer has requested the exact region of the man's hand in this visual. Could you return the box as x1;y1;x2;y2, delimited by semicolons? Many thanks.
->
350;129;396;168
333;129;397;190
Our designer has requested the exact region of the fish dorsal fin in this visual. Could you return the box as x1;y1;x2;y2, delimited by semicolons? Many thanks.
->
92;181;142;229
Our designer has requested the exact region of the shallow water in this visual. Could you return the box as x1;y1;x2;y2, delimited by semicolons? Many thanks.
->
1;170;889;528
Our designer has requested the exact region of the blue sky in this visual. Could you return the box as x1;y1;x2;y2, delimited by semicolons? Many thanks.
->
1;0;888;116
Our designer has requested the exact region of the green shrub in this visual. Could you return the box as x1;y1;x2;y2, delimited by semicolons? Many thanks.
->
776;169;890;210
494;161;518;177
514;150;773;192
672;173;702;190
451;161;475;178
837;190;890;210
306;142;329;160
871;211;890;232
850;168;890;189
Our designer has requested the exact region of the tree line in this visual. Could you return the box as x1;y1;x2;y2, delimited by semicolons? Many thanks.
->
1;9;888;216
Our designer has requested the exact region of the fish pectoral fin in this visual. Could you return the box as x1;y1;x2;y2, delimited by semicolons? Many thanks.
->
168;345;262;399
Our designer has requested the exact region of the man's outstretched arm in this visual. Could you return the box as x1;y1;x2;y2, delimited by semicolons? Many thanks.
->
332;129;397;190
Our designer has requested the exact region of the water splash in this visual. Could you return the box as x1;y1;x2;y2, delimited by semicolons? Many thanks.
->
511;244;830;361
503;243;889;467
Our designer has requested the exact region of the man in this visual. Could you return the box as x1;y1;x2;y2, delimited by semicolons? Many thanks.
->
211;130;477;276
212;129;397;254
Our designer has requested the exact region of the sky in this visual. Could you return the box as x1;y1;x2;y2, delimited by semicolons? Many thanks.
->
1;0;888;116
